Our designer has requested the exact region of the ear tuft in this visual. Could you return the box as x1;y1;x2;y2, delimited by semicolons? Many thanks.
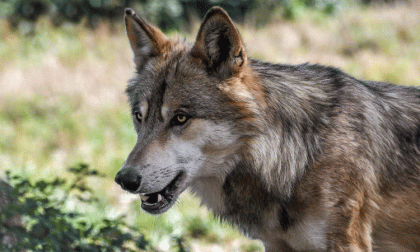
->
191;7;247;78
125;8;135;16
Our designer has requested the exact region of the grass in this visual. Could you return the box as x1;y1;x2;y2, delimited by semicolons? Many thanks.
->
1;2;420;251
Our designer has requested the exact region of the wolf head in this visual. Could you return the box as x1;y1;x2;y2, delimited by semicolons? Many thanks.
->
115;7;262;214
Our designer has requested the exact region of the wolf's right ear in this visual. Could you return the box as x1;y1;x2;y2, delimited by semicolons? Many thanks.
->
125;8;170;68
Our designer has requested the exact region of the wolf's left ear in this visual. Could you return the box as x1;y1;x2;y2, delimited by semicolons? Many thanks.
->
125;8;170;68
191;7;247;78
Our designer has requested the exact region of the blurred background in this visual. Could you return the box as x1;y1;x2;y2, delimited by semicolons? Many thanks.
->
0;0;419;251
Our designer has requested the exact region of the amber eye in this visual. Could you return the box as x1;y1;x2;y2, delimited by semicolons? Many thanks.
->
177;115;187;123
134;112;142;123
171;114;190;126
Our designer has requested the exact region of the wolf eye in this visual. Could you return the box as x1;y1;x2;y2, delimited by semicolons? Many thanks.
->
134;112;142;123
171;114;190;126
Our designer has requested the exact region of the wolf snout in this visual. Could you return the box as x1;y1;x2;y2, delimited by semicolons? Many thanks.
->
115;168;142;193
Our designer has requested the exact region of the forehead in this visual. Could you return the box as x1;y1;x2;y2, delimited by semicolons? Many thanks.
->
126;49;218;111
163;57;213;104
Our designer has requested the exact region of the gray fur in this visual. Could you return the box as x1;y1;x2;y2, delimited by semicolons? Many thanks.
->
116;7;420;252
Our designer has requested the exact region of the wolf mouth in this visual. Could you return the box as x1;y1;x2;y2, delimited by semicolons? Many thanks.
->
139;171;185;214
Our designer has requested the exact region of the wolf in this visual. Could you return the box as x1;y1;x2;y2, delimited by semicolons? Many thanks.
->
114;6;420;252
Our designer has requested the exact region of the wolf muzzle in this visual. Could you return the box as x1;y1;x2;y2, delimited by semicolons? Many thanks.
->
115;168;142;193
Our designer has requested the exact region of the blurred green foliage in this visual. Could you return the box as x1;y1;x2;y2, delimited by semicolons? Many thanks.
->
282;0;339;19
0;163;190;252
0;0;346;33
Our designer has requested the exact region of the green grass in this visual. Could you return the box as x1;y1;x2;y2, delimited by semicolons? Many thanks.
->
0;96;134;176
1;3;420;251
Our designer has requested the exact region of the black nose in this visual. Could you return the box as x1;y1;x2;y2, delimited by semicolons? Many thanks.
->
115;168;142;193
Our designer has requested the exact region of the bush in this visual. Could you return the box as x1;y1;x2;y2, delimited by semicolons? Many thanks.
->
0;0;343;33
0;164;186;252
0;0;260;31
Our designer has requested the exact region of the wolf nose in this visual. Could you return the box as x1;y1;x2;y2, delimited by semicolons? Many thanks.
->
115;169;142;193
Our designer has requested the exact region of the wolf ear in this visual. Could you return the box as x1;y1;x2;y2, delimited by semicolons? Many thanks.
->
125;8;169;68
191;7;247;78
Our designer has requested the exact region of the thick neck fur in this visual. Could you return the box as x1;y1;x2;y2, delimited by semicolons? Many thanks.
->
192;59;337;235
244;59;334;198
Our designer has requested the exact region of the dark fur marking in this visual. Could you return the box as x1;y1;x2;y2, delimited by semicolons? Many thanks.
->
222;163;299;234
278;199;294;231
222;167;274;231
157;79;168;121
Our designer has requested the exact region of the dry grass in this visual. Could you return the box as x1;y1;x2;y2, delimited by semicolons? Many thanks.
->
1;4;419;105
0;20;132;109
242;4;420;85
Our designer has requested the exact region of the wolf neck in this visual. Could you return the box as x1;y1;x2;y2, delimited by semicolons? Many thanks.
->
191;161;297;237
245;59;329;198
192;60;330;232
